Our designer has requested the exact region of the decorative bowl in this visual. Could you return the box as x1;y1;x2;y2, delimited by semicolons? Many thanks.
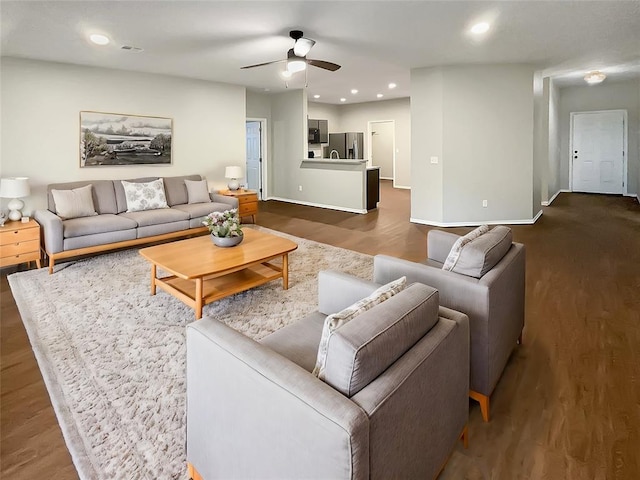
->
211;234;243;247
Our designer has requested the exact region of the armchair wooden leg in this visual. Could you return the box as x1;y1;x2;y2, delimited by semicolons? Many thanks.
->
469;390;490;422
187;463;204;480
460;424;469;449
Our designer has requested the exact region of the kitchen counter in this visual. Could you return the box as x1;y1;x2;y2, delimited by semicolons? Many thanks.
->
295;159;379;213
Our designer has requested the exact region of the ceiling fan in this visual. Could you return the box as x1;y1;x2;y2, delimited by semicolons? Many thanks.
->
241;30;341;74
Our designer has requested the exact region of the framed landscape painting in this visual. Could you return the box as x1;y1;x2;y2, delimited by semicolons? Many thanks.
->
80;111;172;167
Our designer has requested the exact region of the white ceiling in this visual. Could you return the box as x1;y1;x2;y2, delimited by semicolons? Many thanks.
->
2;1;639;105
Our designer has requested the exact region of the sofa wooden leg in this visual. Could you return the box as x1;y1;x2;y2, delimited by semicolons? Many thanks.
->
460;424;469;449
517;331;523;345
187;463;204;480
469;390;490;422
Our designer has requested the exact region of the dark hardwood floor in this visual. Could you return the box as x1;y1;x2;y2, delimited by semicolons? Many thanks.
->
2;180;639;479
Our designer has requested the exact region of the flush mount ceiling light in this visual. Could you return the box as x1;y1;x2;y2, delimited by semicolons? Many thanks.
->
584;71;606;85
470;22;490;34
89;33;110;45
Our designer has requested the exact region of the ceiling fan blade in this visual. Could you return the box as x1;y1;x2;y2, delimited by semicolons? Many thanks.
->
307;59;341;72
241;59;285;69
293;37;315;57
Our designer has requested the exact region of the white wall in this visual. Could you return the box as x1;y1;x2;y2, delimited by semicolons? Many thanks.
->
0;58;246;214
411;65;536;225
307;102;341;132
548;78;562;201
410;67;444;223
558;79;640;195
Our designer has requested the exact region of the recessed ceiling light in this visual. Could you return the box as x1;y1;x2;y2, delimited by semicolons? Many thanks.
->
340;98;346;102
388;83;397;89
584;71;606;85
89;33;110;46
351;89;358;94
470;22;490;35
313;94;320;99
377;93;384;98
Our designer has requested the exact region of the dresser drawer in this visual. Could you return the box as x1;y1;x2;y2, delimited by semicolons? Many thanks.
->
239;202;258;216
0;225;39;245
0;238;39;257
236;194;257;205
0;250;41;268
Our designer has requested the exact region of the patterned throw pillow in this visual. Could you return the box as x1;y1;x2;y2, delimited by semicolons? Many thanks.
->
442;224;489;271
51;184;98;220
121;179;169;212
312;276;407;379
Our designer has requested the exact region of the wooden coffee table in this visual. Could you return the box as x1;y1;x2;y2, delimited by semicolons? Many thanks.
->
139;229;298;319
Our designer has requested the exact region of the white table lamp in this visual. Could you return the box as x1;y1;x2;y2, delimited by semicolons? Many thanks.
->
225;166;243;191
0;177;31;221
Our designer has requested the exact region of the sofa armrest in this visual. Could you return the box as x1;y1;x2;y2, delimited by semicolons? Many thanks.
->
427;230;460;263
187;318;369;480
317;270;380;316
33;209;63;255
210;193;239;209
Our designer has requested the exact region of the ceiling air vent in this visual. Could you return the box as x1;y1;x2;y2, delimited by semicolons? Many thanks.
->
120;45;144;53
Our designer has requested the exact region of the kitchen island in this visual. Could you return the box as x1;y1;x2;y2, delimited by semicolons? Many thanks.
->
298;159;379;213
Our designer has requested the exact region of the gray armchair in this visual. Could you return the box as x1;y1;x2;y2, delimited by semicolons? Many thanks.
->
374;227;525;422
186;270;469;479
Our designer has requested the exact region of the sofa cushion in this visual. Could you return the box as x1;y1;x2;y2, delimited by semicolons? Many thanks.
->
323;283;440;397
172;202;232;220
119;208;189;227
442;225;489;271
313;276;406;379
451;226;513;279
184;179;211;204
259;311;326;372
163;175;202;206
51;184;98;220
62;214;137;238
121;178;169;212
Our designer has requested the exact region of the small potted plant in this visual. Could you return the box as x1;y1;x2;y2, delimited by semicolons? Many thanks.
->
203;208;244;247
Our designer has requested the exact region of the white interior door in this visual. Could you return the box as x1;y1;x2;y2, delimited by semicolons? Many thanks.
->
245;120;262;197
571;111;625;194
370;121;394;180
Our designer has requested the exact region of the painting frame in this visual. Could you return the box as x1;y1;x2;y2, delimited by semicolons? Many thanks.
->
80;111;173;167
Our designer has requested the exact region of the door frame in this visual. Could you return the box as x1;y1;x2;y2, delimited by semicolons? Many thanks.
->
246;117;268;200
569;109;628;195
367;119;396;185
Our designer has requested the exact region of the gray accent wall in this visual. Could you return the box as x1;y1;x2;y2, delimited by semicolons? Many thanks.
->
558;79;640;197
411;65;536;225
1;57;247;215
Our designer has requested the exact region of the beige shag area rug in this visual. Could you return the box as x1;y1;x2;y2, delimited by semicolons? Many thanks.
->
8;226;373;480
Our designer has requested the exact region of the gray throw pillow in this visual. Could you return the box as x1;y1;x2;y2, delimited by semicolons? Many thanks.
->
442;225;489;271
184;179;211;204
452;226;513;278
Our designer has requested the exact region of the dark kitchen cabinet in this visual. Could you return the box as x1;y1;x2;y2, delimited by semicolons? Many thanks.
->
308;119;328;144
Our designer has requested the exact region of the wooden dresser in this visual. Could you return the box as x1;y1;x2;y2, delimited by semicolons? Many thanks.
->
0;219;42;269
218;190;258;223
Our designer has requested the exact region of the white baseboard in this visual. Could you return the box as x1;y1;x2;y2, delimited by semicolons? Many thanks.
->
541;189;570;206
268;196;368;214
410;210;543;228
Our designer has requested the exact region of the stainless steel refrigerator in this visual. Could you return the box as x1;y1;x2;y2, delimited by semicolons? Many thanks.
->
328;132;364;159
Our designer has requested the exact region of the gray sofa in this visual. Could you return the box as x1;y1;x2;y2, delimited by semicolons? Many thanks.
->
374;227;525;422
186;270;470;480
34;175;238;273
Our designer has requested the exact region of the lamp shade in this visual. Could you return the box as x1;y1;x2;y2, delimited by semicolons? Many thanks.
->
225;166;243;179
0;177;30;198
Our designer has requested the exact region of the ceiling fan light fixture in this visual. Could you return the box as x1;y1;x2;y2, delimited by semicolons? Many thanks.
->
287;58;307;73
584;71;606;85
281;70;292;78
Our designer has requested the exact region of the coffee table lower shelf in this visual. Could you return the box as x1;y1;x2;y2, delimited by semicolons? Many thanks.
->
153;262;285;319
